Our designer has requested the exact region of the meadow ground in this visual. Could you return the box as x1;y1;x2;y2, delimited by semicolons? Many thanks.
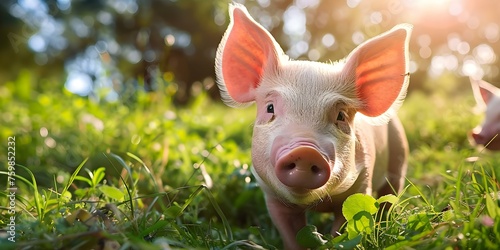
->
1;72;499;249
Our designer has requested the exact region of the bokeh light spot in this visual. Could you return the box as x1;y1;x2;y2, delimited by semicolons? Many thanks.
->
28;34;47;52
321;33;335;47
351;31;364;45
484;23;499;42
64;72;93;96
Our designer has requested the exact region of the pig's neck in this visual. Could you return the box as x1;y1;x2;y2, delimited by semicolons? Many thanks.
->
309;125;375;212
353;117;380;195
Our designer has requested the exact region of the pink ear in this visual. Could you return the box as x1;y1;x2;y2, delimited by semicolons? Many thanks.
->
215;4;282;105
478;80;496;104
479;85;493;104
344;24;412;117
470;78;498;108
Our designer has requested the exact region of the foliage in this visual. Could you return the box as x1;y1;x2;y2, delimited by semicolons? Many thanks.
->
2;0;500;104
1;72;500;249
0;71;273;248
0;0;227;104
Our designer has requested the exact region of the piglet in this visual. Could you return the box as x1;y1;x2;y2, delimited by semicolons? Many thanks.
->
215;3;412;249
470;78;500;150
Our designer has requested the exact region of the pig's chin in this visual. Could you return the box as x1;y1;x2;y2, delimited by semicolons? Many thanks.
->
258;168;354;206
276;185;330;206
251;165;328;206
484;138;500;150
275;178;351;206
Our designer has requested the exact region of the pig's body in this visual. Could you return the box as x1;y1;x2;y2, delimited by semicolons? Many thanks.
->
215;4;411;249
470;78;500;151
257;117;408;247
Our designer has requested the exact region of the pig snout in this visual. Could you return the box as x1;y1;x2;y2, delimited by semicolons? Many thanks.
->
472;131;488;145
472;126;494;145
472;128;500;150
274;146;331;190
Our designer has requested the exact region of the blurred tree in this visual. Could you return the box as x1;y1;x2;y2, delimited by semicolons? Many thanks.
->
1;0;499;105
1;0;227;104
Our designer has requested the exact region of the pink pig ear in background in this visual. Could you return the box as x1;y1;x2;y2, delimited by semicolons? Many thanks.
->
343;24;412;123
470;77;499;110
215;3;284;107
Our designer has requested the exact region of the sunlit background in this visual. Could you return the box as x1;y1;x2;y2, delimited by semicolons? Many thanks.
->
1;0;499;103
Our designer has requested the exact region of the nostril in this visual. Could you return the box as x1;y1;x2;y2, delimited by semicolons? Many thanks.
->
286;163;296;170
311;165;319;173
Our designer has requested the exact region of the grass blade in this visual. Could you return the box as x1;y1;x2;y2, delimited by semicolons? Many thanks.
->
17;165;43;221
61;158;88;203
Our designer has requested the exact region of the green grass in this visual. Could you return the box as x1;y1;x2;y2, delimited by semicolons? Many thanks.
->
1;72;499;249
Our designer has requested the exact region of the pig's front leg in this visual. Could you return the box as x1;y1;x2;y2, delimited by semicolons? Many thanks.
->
266;196;307;250
330;210;346;236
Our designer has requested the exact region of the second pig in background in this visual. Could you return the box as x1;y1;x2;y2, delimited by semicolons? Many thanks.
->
470;78;500;151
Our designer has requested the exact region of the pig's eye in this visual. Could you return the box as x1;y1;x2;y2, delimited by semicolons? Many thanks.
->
336;111;346;121
335;111;350;134
266;103;275;114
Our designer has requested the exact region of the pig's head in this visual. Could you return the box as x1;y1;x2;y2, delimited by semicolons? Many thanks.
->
470;78;500;151
215;3;412;205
